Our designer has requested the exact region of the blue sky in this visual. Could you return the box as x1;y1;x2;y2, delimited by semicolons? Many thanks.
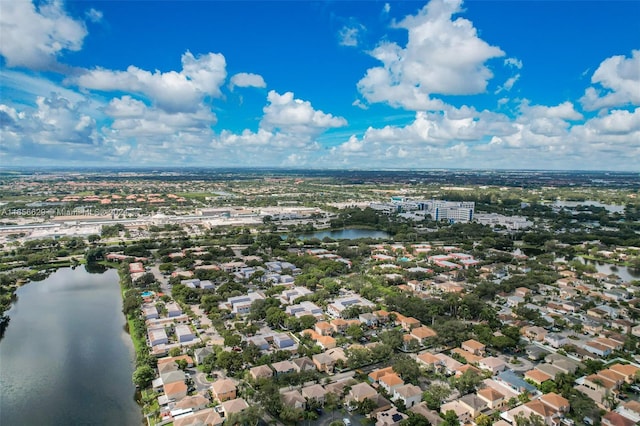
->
1;0;639;170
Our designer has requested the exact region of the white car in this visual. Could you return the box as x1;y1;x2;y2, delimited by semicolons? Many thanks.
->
343;418;351;426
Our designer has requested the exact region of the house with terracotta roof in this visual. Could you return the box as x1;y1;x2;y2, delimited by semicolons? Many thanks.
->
165;381;188;401
477;386;506;410
369;367;395;385
435;353;463;375
315;321;333;336
399;316;422;331
410;326;437;344
211;379;237;402
417;352;443;371
454;364;482;378
616;400;640;424
461;339;486;356
525;369;553;385
379;373;405;394
317;335;337;350
609;363;640;383
583;373;618;393
539;392;569;413
451;348;482;364
601;411;636;426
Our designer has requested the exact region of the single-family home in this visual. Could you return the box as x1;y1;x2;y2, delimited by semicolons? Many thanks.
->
249;365;273;381
359;313;379;327
194;347;213;365
271;360;296;376
273;333;295;349
281;390;306;410
379;373;404;394
292;356;316;373
479;356;507;375
301;384;327;405
211;379;237;402
376;407;408;426
166;302;182;317
409;403;444;425
315;321;333;336
458;394;488;418
393;384;422;408
417;352;443;371
348;382;378;403
369;367;395;385
410;326;438;344
165;381;188;401
173;408;223;426
539;392;570;413
175;324;195;343
477;386;505;410
220;398;249;418
313;352;336;373
609;363;640;384
524;369;553;386
461;339;486;356
601;411;637;426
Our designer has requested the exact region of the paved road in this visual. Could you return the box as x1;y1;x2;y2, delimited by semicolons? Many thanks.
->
149;264;172;296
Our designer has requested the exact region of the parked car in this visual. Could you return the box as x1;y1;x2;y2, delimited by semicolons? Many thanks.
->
343;418;351;426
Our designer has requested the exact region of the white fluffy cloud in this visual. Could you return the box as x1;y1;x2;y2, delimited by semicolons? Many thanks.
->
357;0;504;110
229;73;267;90
70;52;227;113
211;90;347;166
327;98;640;170
0;0;88;69
580;50;640;111
261;91;347;133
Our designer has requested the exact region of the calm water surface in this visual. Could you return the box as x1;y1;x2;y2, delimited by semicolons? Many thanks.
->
0;267;142;425
295;228;391;240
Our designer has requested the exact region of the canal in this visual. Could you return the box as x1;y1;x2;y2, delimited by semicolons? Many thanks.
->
0;266;142;425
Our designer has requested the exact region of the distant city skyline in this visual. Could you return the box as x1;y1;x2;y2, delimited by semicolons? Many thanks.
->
0;0;638;171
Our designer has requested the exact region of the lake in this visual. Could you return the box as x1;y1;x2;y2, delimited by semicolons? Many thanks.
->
552;200;625;214
0;267;142;425
580;258;640;282
294;228;391;240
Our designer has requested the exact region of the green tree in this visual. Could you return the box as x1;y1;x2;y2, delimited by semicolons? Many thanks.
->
132;365;155;388
452;369;482;395
475;414;492;426
392;354;422;384
422;383;452;410
441;410;460;426
401;412;432;426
